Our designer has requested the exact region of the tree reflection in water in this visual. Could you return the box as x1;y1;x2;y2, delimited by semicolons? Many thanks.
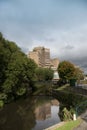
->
0;97;36;130
0;96;60;130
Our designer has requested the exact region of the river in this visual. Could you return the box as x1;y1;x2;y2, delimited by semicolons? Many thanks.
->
0;96;60;130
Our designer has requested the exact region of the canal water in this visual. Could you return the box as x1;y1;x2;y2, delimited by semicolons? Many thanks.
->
0;96;60;130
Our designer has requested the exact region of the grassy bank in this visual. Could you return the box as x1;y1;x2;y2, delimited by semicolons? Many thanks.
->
55;118;82;130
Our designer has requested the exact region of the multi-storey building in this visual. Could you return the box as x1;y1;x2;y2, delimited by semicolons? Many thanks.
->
28;46;59;69
44;48;50;68
50;58;59;70
28;46;51;68
28;51;40;66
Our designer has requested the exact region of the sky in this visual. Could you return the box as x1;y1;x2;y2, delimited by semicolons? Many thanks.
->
0;0;87;73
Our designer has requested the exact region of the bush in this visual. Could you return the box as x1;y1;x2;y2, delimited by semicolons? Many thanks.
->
16;87;26;96
63;107;72;121
0;100;4;108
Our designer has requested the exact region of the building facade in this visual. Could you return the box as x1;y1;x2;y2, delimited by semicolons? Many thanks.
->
28;46;59;69
50;58;59;70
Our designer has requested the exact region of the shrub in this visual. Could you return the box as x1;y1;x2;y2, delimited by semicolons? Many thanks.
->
0;100;4;108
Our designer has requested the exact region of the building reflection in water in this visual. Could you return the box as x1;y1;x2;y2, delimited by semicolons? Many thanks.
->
35;103;51;120
33;99;60;130
0;97;60;130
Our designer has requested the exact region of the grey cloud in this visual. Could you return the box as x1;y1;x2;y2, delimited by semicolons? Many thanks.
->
63;45;74;50
72;59;87;74
45;38;56;42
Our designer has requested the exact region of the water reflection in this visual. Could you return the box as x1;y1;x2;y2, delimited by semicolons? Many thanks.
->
33;98;60;130
35;102;51;120
0;96;60;130
0;97;36;130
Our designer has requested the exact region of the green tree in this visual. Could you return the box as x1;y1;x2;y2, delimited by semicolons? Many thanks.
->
0;32;37;102
0;34;11;88
58;61;76;83
44;68;53;81
2;51;37;98
74;67;84;80
35;67;53;81
35;68;45;81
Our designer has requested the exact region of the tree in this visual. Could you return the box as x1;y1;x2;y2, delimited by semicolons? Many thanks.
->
58;61;76;83
35;67;53;81
2;50;37;98
35;68;45;81
74;67;84;80
0;32;37;102
44;68;53;81
0;34;11;88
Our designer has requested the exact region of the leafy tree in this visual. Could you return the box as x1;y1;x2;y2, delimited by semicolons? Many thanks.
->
0;34;11;88
0;32;37;101
44;68;53;81
58;61;76;83
35;67;53;81
74;67;84;80
35;68;45;81
2;51;37;98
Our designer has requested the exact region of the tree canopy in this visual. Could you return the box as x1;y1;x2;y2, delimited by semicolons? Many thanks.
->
35;67;53;81
0;33;37;102
58;61;84;83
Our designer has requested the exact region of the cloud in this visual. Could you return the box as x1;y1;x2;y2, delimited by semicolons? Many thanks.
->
63;45;74;50
45;38;56;42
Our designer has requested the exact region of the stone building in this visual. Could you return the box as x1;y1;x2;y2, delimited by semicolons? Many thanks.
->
28;46;59;70
50;58;59;71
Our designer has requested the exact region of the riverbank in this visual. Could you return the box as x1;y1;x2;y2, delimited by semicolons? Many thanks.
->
45;84;87;130
44;118;82;130
55;109;87;130
73;109;87;130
